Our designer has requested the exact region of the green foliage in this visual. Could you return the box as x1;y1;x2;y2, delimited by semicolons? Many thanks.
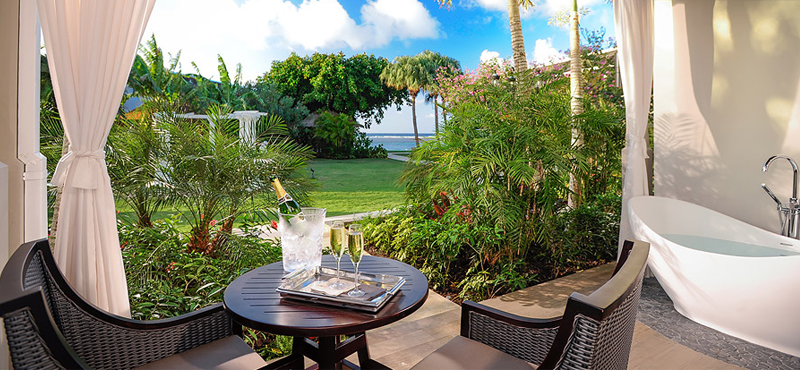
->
539;193;621;276
106;113;169;228
373;40;625;301
120;216;280;318
128;35;193;109
119;216;290;360
264;52;407;127
363;206;534;302
312;111;387;159
156;105;314;254
363;194;619;301
314;111;355;158
242;81;311;131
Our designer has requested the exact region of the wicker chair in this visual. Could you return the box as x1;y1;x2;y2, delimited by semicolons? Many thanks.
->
0;239;266;370
412;239;650;370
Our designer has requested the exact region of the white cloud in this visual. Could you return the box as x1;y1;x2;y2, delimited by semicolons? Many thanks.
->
473;0;507;12
142;0;440;82
480;49;504;65
469;0;536;18
534;0;604;17
532;38;565;64
362;0;441;46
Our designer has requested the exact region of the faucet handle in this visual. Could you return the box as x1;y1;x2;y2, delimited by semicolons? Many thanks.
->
762;183;784;209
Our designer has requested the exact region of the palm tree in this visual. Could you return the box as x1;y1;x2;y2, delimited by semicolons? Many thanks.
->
438;0;533;72
418;51;461;135
158;105;314;254
568;0;583;207
380;55;431;147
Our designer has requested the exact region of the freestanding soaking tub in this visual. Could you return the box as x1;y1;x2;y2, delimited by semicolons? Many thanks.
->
628;196;800;357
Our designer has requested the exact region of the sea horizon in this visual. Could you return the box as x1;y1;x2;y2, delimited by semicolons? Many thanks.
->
365;133;434;151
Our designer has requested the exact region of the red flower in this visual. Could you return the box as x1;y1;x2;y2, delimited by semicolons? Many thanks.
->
209;219;217;227
166;262;177;272
120;242;127;250
271;220;278;229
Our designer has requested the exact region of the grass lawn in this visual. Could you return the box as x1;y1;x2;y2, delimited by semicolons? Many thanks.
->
306;158;406;216
116;157;407;227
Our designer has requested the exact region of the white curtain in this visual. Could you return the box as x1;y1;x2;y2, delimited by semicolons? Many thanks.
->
614;0;654;252
38;0;157;317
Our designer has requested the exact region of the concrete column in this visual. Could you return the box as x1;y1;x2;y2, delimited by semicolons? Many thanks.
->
18;0;47;242
0;162;8;368
0;0;24;265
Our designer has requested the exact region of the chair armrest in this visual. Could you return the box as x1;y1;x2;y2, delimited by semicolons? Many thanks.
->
51;298;236;369
461;300;562;366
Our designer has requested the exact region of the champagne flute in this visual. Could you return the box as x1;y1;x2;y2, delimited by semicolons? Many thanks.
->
347;224;366;297
328;221;347;289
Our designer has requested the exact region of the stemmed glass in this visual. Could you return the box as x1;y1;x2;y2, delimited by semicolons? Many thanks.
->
328;221;347;290
347;224;366;297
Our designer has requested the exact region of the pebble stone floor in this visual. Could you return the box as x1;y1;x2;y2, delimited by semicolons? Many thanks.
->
637;278;800;370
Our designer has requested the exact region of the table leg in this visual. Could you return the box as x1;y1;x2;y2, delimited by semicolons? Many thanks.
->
281;333;391;370
260;337;305;370
317;336;340;370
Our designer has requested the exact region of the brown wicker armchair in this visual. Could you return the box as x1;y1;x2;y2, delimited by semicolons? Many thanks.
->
412;239;650;370
0;239;266;370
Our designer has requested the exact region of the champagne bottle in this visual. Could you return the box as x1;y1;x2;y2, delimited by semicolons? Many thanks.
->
270;176;302;215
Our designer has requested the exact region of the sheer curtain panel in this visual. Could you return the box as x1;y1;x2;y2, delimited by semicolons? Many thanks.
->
38;0;157;317
614;0;654;254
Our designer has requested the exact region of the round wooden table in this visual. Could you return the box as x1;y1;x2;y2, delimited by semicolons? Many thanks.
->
224;255;429;370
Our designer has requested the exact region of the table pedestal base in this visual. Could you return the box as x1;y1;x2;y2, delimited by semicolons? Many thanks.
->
264;333;390;370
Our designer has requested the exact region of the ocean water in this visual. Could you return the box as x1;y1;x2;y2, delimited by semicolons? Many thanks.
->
366;133;434;152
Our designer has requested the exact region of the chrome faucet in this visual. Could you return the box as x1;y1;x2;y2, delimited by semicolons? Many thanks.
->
762;155;800;238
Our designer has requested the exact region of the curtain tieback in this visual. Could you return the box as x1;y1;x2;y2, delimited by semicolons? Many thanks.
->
51;148;106;189
627;135;650;159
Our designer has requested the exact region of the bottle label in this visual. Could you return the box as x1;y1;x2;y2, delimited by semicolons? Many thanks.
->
278;194;294;205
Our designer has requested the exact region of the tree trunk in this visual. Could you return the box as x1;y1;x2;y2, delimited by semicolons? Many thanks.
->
508;0;527;72
434;96;440;136
49;134;70;248
411;92;420;147
568;0;583;208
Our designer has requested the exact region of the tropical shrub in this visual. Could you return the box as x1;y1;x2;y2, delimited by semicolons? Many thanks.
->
363;194;619;302
119;217;290;359
156;105;314;254
376;42;624;301
312;111;387;159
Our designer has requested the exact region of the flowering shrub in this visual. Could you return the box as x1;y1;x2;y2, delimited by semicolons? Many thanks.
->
382;31;624;301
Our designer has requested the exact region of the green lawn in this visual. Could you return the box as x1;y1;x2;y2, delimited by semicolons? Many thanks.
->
306;158;406;216
116;158;407;226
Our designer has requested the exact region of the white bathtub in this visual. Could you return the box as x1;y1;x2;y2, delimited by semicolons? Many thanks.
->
628;196;800;357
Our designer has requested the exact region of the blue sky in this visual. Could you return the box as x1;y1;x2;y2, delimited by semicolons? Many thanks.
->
142;0;615;133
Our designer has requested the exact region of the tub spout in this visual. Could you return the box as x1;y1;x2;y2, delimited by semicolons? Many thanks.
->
763;155;800;238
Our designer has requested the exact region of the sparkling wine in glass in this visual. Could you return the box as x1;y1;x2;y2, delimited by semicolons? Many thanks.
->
347;224;366;297
328;221;347;290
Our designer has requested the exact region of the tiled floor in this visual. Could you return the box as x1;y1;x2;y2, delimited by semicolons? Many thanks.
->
350;264;747;370
276;263;799;369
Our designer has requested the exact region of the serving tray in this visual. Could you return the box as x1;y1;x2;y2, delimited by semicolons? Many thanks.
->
277;266;405;312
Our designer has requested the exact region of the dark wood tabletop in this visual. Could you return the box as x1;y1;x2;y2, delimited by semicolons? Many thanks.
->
223;255;429;338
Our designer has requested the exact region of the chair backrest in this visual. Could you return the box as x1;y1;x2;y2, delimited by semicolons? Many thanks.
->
2;239;237;370
539;239;650;370
0;239;88;369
